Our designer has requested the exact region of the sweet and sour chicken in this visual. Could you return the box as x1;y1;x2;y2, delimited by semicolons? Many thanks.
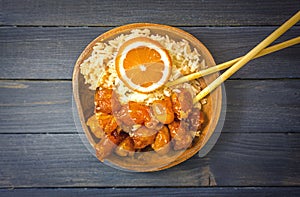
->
89;87;205;161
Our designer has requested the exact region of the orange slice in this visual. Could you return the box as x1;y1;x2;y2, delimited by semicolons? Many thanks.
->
116;37;172;93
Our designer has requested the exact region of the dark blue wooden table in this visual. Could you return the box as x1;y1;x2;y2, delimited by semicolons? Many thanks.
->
0;1;299;196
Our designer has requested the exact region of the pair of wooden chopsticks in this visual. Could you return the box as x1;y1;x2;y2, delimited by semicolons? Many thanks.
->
166;11;300;104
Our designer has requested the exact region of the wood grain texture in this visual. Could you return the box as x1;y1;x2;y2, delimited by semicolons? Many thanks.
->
1;187;300;197
0;133;299;187
0;81;75;134
1;26;299;79
1;80;299;134
1;0;299;26
1;0;299;193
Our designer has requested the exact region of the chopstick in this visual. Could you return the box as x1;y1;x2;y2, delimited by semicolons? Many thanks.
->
166;36;300;87
192;11;300;104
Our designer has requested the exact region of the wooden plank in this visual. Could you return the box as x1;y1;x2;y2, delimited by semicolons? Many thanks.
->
224;79;300;133
0;133;299;187
1;187;299;197
1;0;299;26
0;26;299;79
0;27;103;80
0;81;76;134
0;80;299;134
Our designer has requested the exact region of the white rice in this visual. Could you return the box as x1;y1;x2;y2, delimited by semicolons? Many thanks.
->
80;29;206;105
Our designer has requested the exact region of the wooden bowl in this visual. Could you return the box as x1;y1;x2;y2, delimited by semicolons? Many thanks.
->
72;23;223;172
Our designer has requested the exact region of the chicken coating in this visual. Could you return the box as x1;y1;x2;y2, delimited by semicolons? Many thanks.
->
188;109;205;132
94;87;113;114
96;113;118;135
168;121;193;150
115;136;135;157
171;88;193;120
114;101;150;126
86;114;105;138
132;126;157;149
151;97;174;124
144;111;163;131
108;130;128;145
114;104;135;127
151;126;171;155
111;91;122;113
95;136;116;162
95;131;128;161
128;101;151;124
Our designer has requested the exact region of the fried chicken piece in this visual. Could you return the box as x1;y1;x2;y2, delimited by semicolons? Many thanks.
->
108;130;128;145
188;109;205;132
151;126;171;155
132;126;157;149
96;113;118;135
86;114;105;138
114;104;135;127
128;101;151;124
114;101;150;126
144;106;164;130
171;88;193;120
111;91;122;113
94;87;113;114
115;137;135;157
168;121;193;150
95;136;116;162
95;131;128;161
151;97;174;124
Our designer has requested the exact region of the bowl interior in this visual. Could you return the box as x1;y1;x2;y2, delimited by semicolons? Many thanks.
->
73;23;223;172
